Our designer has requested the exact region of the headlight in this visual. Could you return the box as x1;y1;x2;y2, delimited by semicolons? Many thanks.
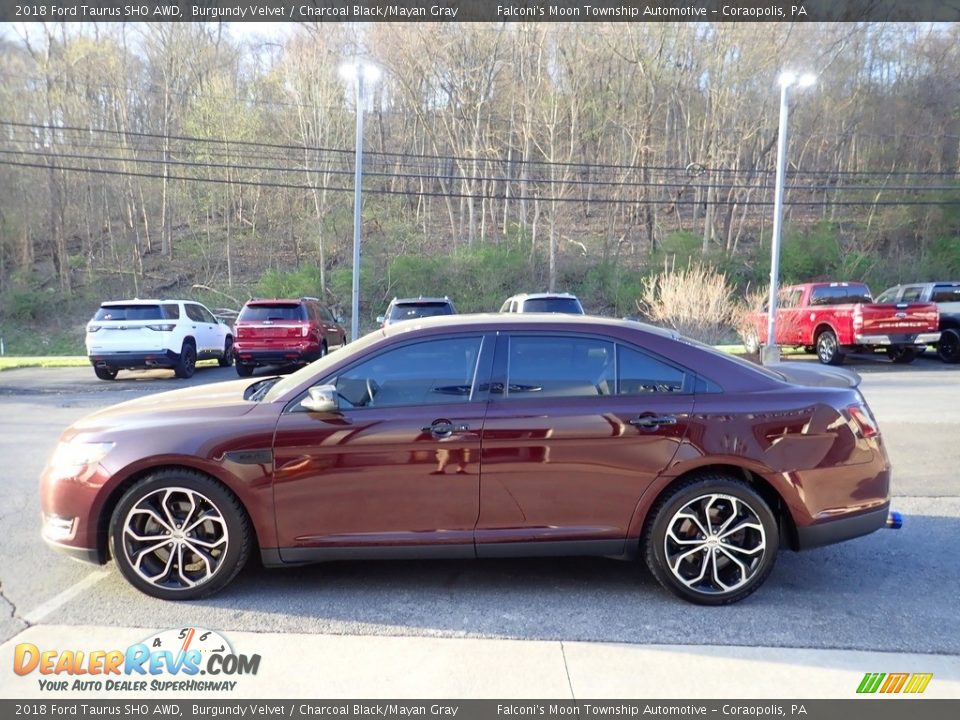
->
49;441;114;475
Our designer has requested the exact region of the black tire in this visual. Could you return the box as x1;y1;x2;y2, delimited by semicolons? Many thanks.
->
815;329;845;365
235;362;254;377
218;337;234;367
886;346;917;364
318;342;328;359
643;474;779;606
937;329;960;364
108;469;252;601
174;341;196;378
94;366;118;381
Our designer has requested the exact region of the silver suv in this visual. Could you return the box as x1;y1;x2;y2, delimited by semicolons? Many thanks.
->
499;293;585;314
85;299;234;380
378;297;457;327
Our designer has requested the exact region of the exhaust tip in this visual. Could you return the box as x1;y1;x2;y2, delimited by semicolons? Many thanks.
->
886;511;903;530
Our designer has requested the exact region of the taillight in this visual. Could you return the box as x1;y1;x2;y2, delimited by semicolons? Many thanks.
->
146;324;175;332
847;403;879;438
852;305;863;330
301;326;310;337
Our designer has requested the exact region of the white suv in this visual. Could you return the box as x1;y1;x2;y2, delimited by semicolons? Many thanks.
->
85;299;233;380
499;292;585;314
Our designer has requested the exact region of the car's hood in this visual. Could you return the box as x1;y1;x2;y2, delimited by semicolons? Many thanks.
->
72;378;263;432
771;361;861;389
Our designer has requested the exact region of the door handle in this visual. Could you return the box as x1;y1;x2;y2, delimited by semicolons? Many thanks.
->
422;422;470;435
629;415;677;430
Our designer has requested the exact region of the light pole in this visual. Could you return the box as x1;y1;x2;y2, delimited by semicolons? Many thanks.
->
339;61;381;342
762;71;816;366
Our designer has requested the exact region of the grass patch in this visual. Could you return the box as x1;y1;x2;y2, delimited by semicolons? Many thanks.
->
0;356;90;370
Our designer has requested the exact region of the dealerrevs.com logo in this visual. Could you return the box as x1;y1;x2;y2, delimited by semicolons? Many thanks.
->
13;627;260;692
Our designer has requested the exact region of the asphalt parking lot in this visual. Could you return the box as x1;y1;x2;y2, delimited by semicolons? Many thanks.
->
1;355;958;661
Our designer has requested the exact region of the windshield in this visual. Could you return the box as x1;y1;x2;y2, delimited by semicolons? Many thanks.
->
522;297;584;313
387;303;453;322
239;304;305;322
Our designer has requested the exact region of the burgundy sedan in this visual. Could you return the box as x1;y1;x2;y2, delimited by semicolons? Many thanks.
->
40;315;898;605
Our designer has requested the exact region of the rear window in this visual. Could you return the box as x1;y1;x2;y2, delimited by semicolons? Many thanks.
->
932;285;960;303
239;304;306;322
94;304;166;321
388;302;454;322
521;297;584;313
810;285;872;306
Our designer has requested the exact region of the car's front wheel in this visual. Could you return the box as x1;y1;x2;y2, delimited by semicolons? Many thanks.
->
643;475;779;605
109;470;251;600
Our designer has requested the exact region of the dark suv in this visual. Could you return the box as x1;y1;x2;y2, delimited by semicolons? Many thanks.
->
233;297;346;376
378;296;457;327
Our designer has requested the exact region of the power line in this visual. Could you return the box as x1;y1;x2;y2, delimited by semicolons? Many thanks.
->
4;157;960;207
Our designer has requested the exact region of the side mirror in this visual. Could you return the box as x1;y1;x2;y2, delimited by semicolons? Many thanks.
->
300;384;339;414
376;315;385;324
335;315;345;324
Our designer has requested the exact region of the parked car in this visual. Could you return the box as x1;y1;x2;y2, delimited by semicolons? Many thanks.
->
377;296;457;327
43;314;898;605
746;282;940;365
85;299;233;381
875;282;960;363
233;297;346;376
500;292;585;314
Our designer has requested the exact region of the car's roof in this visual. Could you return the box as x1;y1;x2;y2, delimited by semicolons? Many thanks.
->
382;312;676;338
245;298;311;305
389;296;453;304
101;299;186;305
507;292;579;300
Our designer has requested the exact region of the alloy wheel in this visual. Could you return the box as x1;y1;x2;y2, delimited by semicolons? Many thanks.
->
121;486;228;591
663;493;767;595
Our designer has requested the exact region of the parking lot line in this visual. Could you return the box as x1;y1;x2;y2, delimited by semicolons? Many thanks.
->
21;570;112;625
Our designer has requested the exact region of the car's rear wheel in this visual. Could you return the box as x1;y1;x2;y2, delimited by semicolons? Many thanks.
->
174;341;196;379
815;329;845;365
235;362;254;377
886;346;917;364
937;329;960;364
643;475;779;605
218;337;234;367
109;470;251;600
94;366;118;381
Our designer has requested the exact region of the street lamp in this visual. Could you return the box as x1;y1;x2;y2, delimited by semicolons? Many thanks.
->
762;71;816;366
339;61;381;342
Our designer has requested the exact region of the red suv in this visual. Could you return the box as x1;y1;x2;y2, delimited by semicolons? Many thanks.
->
233;297;346;376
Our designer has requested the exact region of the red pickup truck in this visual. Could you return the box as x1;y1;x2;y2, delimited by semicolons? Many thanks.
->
748;282;940;365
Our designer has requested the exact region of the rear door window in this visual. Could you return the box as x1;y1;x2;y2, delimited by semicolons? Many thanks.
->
617;346;687;395
504;335;614;398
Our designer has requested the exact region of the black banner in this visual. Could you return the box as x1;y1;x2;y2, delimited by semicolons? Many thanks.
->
3;1;960;23
2;701;960;719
